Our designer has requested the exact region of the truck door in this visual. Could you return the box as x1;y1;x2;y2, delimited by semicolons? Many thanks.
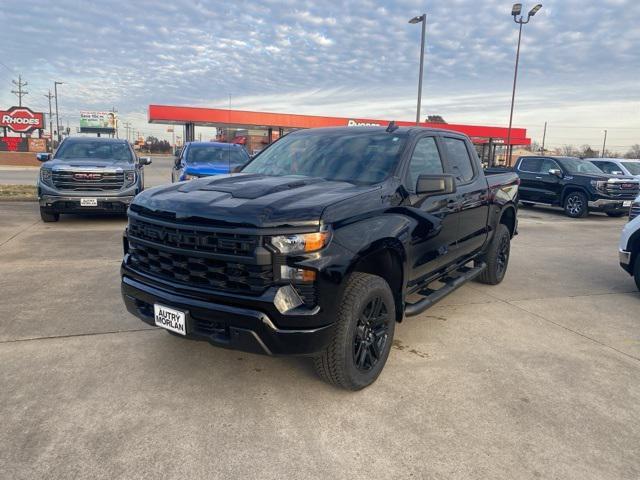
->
538;157;563;203
441;136;490;259
405;135;461;284
516;157;545;202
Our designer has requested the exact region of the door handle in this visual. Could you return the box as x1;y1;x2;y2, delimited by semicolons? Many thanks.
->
535;176;542;179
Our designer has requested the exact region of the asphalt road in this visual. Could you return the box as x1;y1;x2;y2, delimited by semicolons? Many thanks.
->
0;155;176;188
1;203;639;479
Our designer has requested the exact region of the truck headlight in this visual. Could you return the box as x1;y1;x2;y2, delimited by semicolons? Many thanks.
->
590;180;607;192
40;168;52;184
125;170;136;185
269;231;331;254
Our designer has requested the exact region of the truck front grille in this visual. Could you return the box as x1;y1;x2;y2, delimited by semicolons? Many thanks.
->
128;241;273;294
605;182;639;198
128;217;256;257
52;170;125;191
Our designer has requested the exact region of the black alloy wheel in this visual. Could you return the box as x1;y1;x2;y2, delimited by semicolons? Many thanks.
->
353;296;390;372
495;233;510;279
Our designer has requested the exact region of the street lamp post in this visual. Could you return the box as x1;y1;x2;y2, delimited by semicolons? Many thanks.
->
506;3;542;165
54;81;63;145
409;14;427;125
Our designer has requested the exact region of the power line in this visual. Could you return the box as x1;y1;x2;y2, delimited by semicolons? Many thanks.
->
11;75;28;106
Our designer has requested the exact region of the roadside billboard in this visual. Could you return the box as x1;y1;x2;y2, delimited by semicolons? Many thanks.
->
0;106;45;134
79;111;117;134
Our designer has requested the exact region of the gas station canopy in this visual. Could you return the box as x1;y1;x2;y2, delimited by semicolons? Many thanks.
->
148;104;530;147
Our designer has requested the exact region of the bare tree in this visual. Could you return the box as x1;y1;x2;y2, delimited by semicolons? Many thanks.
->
559;145;578;156
579;145;598;158
625;144;640;159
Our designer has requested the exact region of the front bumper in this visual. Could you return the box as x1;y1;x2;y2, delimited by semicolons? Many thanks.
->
619;249;633;274
39;194;134;213
121;272;336;356
588;198;633;212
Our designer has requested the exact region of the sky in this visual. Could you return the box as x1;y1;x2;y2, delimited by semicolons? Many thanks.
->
1;0;639;153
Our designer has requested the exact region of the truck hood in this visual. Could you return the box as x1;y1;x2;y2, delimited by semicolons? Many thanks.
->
133;173;379;228
44;158;135;170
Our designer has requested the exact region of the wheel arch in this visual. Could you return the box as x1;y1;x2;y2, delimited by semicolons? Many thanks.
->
561;185;590;204
347;240;406;323
499;205;517;238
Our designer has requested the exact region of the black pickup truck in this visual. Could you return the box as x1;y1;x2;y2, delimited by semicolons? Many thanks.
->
503;156;639;218
121;126;519;390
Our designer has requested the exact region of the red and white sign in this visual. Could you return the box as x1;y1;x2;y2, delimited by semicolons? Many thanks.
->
0;106;45;133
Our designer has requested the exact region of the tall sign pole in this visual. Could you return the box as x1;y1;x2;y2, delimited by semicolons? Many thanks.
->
54;81;63;145
44;90;54;152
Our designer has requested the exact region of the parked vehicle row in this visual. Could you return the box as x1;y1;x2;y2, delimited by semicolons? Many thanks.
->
34;131;639;390
489;155;639;218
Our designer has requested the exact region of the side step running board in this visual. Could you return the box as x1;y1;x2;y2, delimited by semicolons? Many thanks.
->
404;262;487;317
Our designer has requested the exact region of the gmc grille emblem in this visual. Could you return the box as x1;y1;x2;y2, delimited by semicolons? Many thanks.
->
74;173;102;180
621;184;635;189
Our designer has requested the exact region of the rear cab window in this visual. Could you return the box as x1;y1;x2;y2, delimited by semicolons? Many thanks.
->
442;137;475;183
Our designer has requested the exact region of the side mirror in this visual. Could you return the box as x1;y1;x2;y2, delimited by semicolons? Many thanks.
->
174;157;181;167
36;152;51;162
612;170;624;175
138;157;152;166
416;174;456;196
549;168;563;178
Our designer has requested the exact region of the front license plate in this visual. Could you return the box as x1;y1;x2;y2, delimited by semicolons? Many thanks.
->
80;198;98;207
623;201;632;207
154;304;186;335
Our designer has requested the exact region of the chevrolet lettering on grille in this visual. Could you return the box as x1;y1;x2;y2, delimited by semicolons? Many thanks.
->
136;223;251;252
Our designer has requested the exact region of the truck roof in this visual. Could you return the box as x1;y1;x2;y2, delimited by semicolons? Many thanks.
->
292;126;469;138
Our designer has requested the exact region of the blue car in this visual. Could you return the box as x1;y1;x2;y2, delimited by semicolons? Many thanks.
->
171;142;250;182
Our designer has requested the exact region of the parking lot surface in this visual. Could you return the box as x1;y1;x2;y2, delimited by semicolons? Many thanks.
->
1;202;639;480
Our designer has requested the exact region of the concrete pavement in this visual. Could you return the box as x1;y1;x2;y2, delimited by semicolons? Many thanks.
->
0;202;639;480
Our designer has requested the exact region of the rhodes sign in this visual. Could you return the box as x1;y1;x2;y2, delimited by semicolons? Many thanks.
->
0;106;45;134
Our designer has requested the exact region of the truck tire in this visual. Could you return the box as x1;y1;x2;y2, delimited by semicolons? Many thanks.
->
606;211;626;218
40;208;59;222
564;191;588;218
476;223;510;285
634;255;640;292
314;272;395;390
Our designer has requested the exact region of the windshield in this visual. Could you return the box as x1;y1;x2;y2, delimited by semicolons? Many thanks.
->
242;130;407;184
622;162;640;175
186;145;248;168
56;141;134;162
560;157;603;174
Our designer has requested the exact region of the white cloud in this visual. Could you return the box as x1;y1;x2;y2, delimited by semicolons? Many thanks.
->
0;0;637;151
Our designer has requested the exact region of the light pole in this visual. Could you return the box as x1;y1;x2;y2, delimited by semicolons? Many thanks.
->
44;91;54;152
601;130;607;157
408;13;427;125
54;81;63;145
506;3;542;164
